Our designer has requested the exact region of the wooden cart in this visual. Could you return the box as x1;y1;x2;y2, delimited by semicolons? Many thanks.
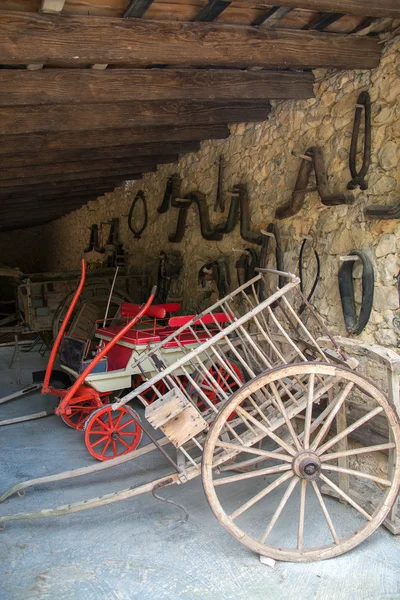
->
1;267;399;563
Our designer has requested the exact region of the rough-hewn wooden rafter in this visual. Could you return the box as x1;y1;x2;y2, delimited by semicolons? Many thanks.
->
0;125;230;156
247;0;400;18
0;69;314;106
0;101;272;136
0;13;381;69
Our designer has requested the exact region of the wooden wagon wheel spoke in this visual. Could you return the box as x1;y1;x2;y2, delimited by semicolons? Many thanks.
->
230;471;293;521
202;363;400;562
310;480;339;545
316;406;384;456
215;440;292;463
90;435;109;449
214;463;292;487
235;406;297;456
321;443;396;462
260;476;299;544
311;382;354;451
297;479;307;551
319;474;372;521
321;465;392;487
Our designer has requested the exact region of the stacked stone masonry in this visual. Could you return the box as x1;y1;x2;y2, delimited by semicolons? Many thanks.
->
30;38;400;349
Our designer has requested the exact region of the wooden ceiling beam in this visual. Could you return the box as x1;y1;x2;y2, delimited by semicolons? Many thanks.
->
0;125;229;157
0;177;142;195
0;154;178;181
0;170;148;190
246;1;400;18
0;12;381;69
0;188;115;202
0;69;314;107
1;143;200;169
0;101;271;136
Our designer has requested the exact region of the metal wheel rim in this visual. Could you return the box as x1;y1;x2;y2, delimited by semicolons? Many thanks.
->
202;362;400;562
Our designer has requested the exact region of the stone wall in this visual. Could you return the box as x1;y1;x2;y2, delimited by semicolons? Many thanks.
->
41;37;400;348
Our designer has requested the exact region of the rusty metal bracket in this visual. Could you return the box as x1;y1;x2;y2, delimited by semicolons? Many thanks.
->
237;184;262;245
347;91;371;191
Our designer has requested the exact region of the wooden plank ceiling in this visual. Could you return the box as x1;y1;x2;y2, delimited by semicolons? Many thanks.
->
0;1;397;231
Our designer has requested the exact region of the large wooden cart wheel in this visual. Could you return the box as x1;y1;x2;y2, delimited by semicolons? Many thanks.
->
84;405;142;461
202;363;400;562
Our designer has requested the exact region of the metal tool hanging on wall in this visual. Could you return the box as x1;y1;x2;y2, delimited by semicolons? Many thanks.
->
258;224;284;305
298;237;320;314
214;154;225;212
128;190;148;239
157;175;181;213
347;91;371;191
275;147;355;219
365;200;400;220
157;251;183;304
338;250;374;335
169;192;223;242
198;259;230;300
104;218;125;267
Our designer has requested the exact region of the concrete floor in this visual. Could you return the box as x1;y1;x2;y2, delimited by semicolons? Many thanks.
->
1;347;400;600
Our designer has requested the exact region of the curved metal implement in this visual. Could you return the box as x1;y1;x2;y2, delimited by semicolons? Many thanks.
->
338;250;374;335
347;91;371;191
365;201;400;220
128;190;148;239
298;238;320;314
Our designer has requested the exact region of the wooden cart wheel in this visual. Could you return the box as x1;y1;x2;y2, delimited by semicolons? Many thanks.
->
84;405;142;461
60;396;103;430
202;363;400;562
187;359;244;417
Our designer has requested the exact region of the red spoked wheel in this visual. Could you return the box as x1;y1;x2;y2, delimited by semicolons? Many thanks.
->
187;360;244;419
59;388;105;430
84;405;142;461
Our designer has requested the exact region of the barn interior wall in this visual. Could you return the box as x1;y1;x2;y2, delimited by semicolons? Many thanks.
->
41;37;400;348
0;225;45;273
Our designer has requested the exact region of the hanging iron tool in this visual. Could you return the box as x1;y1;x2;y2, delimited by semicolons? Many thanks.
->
347;91;371;191
158;174;182;213
128;190;148;239
215;184;241;235
198;259;230;300
168;192;223;242
258;223;284;304
84;224;104;254
365;200;400;220
298;238;321;314
214;155;225;213
338;250;374;335
236;248;259;294
275;147;354;219
237;184;263;245
104;218;125;267
157;251;183;304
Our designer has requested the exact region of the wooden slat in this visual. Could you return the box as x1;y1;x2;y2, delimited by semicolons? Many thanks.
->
0;142;200;169
0;69;314;106
123;0;155;18
0;125;230;156
252;7;293;28
0;154;179;181
0;169;148;189
193;0;232;22
0;13;381;69
303;12;345;30
0;177;142;195
245;0;400;18
0;101;272;135
0;188;116;202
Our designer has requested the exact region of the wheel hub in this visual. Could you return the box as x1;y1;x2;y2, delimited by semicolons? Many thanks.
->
292;451;321;481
